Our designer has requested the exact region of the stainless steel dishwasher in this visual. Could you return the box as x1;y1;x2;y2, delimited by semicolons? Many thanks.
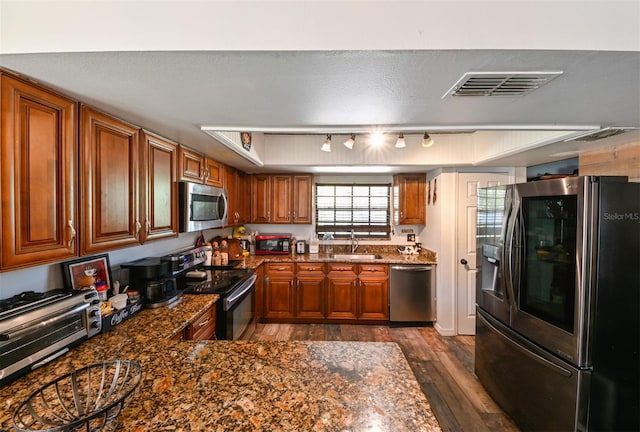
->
389;265;436;323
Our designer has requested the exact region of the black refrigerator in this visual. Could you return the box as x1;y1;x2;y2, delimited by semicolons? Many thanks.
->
475;176;639;431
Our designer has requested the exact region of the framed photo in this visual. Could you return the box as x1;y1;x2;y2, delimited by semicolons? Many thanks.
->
240;132;252;151
61;254;112;291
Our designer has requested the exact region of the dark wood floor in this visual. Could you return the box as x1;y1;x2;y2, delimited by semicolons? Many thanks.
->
249;323;519;432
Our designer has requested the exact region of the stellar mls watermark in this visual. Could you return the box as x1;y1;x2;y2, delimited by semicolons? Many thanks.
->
603;212;640;221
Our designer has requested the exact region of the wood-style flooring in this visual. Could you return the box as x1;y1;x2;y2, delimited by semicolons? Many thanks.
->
249;323;519;432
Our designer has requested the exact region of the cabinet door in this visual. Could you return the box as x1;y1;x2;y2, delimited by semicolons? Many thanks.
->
296;277;325;318
358;264;389;319
178;146;204;183
236;170;250;224
251;174;271;223
263;263;295;319
224;165;238;225
140;131;178;243
272;175;292;223
394;174;426;225
263;278;295;319
204;157;223;187
296;263;326;319
292;175;313;224
80;105;141;254
1;75;78;269
358;278;389;320
326;276;358;319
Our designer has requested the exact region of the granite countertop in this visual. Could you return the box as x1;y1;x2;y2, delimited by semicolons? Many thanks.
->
0;294;441;431
238;248;437;269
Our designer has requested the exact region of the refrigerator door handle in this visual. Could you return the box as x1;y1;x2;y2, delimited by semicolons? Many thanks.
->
503;194;519;312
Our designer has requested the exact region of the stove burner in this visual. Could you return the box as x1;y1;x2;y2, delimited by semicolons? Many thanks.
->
183;268;254;295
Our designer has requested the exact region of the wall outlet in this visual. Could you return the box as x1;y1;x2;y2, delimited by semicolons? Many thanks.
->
407;234;416;242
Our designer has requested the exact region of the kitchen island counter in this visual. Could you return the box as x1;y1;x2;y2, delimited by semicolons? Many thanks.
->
0;295;440;431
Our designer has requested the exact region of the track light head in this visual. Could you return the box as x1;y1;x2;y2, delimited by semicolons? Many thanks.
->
321;134;332;152
422;132;434;148
395;133;406;148
344;134;355;149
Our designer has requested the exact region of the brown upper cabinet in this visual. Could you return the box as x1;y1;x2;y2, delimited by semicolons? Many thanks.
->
139;130;179;243
178;146;223;187
204;157;224;188
224;165;249;226
393;173;426;225
251;174;313;224
0;73;78;270
80;105;141;254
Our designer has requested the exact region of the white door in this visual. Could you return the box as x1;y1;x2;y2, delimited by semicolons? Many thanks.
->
456;172;511;335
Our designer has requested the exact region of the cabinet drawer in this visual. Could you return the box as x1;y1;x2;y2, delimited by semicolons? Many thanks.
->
327;263;357;276
187;306;216;341
359;264;388;277
266;263;295;276
296;262;325;275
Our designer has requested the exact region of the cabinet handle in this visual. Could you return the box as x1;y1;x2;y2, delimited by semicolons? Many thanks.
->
146;220;151;235
292;211;296;219
135;219;142;239
67;220;76;247
198;319;209;327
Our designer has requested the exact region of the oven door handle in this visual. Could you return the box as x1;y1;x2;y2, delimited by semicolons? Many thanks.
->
223;274;257;311
0;303;89;341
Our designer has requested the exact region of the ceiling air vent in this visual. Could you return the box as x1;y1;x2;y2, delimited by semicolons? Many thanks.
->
563;127;638;142
443;71;563;98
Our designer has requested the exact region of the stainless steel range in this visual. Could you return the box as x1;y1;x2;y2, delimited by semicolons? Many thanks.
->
0;289;102;387
170;246;257;340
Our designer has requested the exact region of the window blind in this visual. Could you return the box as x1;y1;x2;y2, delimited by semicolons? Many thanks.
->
315;183;391;239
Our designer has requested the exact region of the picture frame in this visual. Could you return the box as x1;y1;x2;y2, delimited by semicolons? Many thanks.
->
61;254;113;291
240;132;252;151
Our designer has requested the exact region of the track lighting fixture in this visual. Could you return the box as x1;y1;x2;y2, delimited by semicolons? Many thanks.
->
395;133;406;148
321;134;332;152
422;132;434;148
343;134;355;149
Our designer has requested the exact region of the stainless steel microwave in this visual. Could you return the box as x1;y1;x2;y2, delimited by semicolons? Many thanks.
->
179;182;228;232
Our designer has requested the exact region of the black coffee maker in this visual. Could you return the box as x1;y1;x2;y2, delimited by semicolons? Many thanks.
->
120;257;179;308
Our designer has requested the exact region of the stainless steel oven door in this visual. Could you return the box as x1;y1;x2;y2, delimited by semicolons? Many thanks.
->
507;177;589;367
220;274;257;340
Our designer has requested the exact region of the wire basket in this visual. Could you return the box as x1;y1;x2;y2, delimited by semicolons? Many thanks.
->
13;360;142;432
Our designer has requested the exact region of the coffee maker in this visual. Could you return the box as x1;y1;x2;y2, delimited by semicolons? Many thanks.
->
120;257;179;308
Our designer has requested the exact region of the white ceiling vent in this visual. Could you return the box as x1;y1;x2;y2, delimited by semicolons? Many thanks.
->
563;127;639;142
443;71;563;98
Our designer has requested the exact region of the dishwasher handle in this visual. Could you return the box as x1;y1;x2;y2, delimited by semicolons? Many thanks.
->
391;265;433;272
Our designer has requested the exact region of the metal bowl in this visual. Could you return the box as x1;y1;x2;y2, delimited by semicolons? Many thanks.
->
13;360;142;432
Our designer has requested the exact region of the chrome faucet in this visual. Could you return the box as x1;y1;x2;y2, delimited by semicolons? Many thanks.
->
350;229;359;253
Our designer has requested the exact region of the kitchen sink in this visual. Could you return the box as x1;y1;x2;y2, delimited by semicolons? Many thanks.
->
330;254;383;261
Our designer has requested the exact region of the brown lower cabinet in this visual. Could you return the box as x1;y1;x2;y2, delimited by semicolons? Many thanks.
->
261;262;388;323
185;303;217;341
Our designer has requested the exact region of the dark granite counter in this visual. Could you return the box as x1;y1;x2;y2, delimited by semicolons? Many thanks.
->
0;293;441;431
238;248;437;270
